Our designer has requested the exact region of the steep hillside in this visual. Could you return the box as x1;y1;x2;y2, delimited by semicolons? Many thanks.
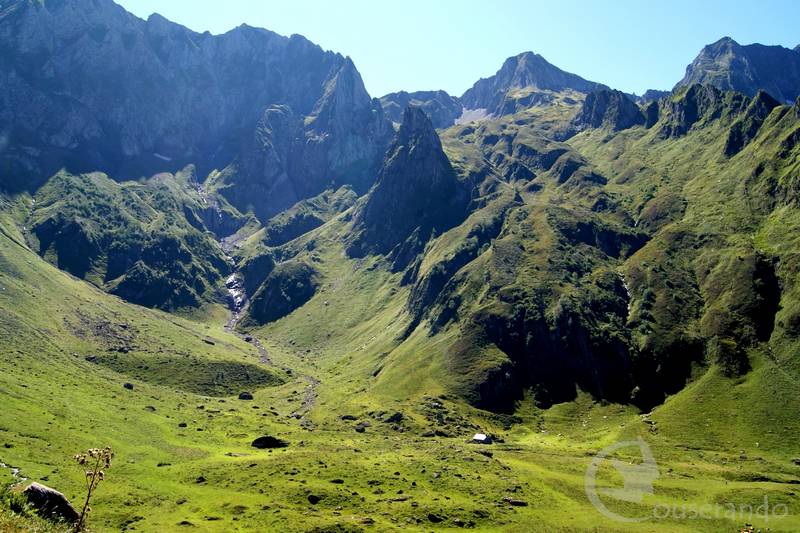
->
25;167;236;309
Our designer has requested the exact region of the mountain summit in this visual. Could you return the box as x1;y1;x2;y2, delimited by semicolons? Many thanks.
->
676;37;800;103
461;51;607;114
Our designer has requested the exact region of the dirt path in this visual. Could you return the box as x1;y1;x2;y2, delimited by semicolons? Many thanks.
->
290;375;320;430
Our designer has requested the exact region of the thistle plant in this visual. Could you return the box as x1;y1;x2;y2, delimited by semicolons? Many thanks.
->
73;447;113;532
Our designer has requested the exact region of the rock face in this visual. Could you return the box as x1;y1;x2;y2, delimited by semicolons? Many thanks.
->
637;89;670;104
0;0;390;204
380;90;463;129
574;89;645;131
724;90;780;155
676;37;800;103
460;51;607;116
347;106;470;270
657;84;748;139
213;59;392;221
23;482;80;523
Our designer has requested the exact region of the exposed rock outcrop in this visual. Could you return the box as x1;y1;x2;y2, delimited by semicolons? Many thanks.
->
657;84;747;138
724;90;780;155
213;60;391;221
573;89;645;131
347;106;470;270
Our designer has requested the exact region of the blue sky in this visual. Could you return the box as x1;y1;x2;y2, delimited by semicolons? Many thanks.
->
117;0;800;98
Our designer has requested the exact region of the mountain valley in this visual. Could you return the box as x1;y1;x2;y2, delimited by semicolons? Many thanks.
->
1;1;800;531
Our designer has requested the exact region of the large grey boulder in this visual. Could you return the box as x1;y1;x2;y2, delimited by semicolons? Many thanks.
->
23;482;80;523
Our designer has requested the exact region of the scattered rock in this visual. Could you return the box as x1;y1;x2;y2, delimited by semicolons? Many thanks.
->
384;412;404;424
354;421;371;433
84;355;98;363
502;497;528;507
427;512;445;523
238;392;254;401
251;436;289;449
792;458;800;466
123;383;134;390
340;414;357;421
23;482;80;523
202;338;216;345
178;422;187;428
307;494;322;505
330;479;345;484
195;476;206;484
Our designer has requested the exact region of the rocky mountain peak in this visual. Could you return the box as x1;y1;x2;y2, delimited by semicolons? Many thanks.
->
460;50;606;115
347;106;469;269
396;105;442;147
677;37;800;103
309;56;372;130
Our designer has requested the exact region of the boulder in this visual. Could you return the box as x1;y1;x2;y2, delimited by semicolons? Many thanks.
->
23;482;80;523
427;512;445;523
384;412;404;424
251;436;289;449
